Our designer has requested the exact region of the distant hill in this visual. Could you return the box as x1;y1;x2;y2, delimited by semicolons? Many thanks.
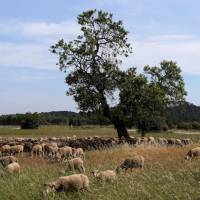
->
41;111;78;117
166;102;200;123
1;102;200;126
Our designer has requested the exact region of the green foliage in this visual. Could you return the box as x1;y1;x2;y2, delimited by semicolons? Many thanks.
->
177;122;192;130
51;9;132;113
20;113;40;129
191;121;200;130
51;9;186;137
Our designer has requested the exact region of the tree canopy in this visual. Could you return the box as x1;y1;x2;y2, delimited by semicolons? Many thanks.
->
51;9;186;138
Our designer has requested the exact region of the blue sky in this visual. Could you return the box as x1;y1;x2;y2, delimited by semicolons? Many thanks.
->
1;0;200;114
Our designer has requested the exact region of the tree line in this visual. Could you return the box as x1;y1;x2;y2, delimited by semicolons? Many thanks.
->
1;102;200;130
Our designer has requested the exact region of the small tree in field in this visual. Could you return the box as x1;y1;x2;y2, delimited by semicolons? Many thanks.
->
51;10;186;138
21;112;40;129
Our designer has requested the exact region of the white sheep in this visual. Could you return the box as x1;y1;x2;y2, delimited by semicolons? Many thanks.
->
91;169;116;182
185;147;200;159
65;157;85;173
31;144;43;157
0;156;18;167
58;146;72;161
72;148;85;159
6;162;20;174
45;174;90;193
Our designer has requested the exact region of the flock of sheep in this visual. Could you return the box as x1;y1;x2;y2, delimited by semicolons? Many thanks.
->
0;135;197;195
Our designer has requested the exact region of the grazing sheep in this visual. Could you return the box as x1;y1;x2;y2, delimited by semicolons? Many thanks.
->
116;155;144;173
45;174;90;193
182;138;192;145
0;156;18;167
0;145;11;156
31;144;43;157
6;162;20;174
58;146;72;160
185;147;200;160
148;137;156;145
10;145;24;155
91;170;116;182
72;148;85;159
158;138;168;146
65;157;85;173
44;144;58;157
167;138;176;145
175;139;183;147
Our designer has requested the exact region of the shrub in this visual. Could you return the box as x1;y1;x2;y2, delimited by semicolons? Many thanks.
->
191;121;200;130
21;113;40;129
177;122;192;130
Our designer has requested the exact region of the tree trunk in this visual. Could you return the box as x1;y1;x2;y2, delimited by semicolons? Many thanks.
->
113;120;130;139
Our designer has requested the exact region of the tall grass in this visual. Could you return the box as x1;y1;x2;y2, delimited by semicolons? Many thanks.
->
1;145;200;200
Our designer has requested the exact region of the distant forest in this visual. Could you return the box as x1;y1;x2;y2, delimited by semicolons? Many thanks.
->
1;102;200;130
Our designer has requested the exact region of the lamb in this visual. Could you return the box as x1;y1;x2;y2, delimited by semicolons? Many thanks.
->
45;174;90;193
65;157;85;173
72;148;85;159
91;170;116;182
6;162;20;174
0;156;18;167
116;155;144;173
185;147;200;160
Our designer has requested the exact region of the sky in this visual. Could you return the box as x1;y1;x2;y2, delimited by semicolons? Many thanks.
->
0;0;200;114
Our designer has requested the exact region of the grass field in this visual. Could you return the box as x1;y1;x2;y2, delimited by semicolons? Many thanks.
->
1;126;200;200
0;145;200;200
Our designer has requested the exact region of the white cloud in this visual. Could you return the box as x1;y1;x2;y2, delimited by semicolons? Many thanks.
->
0;42;56;70
0;20;80;41
123;35;200;75
146;34;195;41
0;20;200;76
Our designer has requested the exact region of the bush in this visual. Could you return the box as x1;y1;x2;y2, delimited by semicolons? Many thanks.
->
21;113;40;129
191;121;200;130
177;122;192;130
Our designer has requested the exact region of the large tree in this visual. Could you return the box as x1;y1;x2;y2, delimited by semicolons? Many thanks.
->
51;10;186;138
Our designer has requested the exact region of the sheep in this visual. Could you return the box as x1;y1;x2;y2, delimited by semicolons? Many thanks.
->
116;155;144;173
65;157;85;173
6;162;20;174
158;137;168;146
91;170;116;182
72;148;85;159
10;145;24;155
167;138;176;145
58;146;72;161
148;137;156;145
44;144;58;157
45;174;89;193
0;156;18;167
185;147;200;160
0;145;11;156
175;139;183;147
31;144;43;157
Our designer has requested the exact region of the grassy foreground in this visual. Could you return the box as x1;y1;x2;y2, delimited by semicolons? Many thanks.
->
0;145;200;200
